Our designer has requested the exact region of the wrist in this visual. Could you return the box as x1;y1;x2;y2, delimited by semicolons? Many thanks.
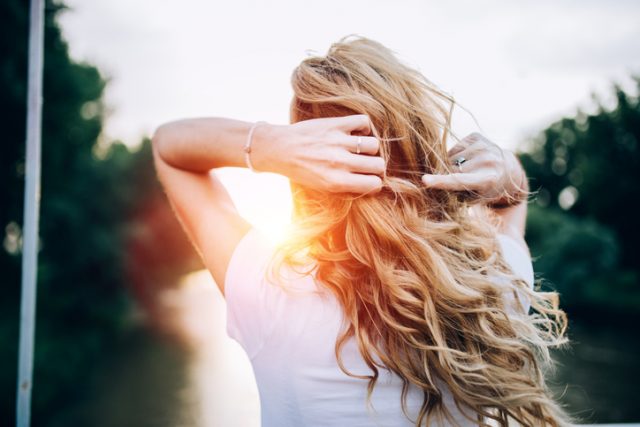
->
488;151;528;209
248;122;288;174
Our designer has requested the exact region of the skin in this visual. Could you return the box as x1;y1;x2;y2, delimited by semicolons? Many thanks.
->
152;113;529;296
424;132;530;241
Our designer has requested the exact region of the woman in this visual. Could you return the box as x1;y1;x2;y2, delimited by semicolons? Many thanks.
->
151;36;569;426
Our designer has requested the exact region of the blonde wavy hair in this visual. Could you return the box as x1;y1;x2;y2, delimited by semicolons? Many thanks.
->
271;35;569;426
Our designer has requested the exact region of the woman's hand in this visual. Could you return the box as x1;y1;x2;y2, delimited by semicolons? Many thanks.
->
259;114;386;194
421;133;528;207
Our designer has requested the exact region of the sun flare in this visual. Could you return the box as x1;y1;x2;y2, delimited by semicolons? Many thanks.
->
215;168;293;245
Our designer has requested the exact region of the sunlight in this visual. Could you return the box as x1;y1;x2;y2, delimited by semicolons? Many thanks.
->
174;270;261;426
215;168;293;244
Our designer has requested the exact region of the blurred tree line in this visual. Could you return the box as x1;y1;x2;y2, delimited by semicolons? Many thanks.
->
1;0;201;425
520;81;640;315
1;0;639;425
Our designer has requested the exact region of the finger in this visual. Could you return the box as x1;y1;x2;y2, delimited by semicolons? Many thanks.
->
329;173;383;194
447;133;479;157
346;153;386;175
463;132;483;144
448;142;496;165
449;140;487;158
447;153;480;174
421;172;486;191
447;142;468;158
346;135;380;155
335;114;372;136
448;148;500;173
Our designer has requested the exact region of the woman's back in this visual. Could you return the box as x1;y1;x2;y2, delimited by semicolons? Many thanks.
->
225;227;534;427
153;34;570;427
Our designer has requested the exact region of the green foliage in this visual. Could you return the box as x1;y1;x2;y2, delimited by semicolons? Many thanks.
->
0;1;197;425
526;205;639;310
2;0;638;424
520;81;640;313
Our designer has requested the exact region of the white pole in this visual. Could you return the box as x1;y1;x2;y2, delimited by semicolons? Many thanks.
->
16;0;45;425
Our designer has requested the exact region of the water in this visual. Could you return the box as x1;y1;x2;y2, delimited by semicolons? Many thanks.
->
70;300;640;426
550;314;640;423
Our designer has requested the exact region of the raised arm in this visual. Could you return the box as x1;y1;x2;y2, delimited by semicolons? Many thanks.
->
151;115;384;295
421;133;530;251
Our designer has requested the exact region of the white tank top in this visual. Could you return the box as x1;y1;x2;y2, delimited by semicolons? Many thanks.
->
225;227;534;427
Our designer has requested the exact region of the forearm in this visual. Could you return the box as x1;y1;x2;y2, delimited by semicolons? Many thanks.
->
151;114;384;194
152;118;282;173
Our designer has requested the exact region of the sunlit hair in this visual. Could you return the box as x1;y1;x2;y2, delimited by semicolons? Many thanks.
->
270;35;569;426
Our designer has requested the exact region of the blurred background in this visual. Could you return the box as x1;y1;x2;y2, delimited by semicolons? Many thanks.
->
2;0;639;425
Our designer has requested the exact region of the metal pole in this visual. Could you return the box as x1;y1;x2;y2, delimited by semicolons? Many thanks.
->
17;0;45;425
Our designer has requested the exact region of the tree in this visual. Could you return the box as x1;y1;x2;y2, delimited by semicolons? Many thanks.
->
520;81;640;313
0;1;199;424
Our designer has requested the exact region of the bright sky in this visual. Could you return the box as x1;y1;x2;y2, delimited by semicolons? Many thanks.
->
58;0;640;238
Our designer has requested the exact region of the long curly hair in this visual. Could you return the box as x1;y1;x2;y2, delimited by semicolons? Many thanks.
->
270;35;569;426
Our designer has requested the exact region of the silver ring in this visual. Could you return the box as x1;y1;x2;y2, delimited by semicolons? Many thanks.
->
356;136;362;154
453;156;467;172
